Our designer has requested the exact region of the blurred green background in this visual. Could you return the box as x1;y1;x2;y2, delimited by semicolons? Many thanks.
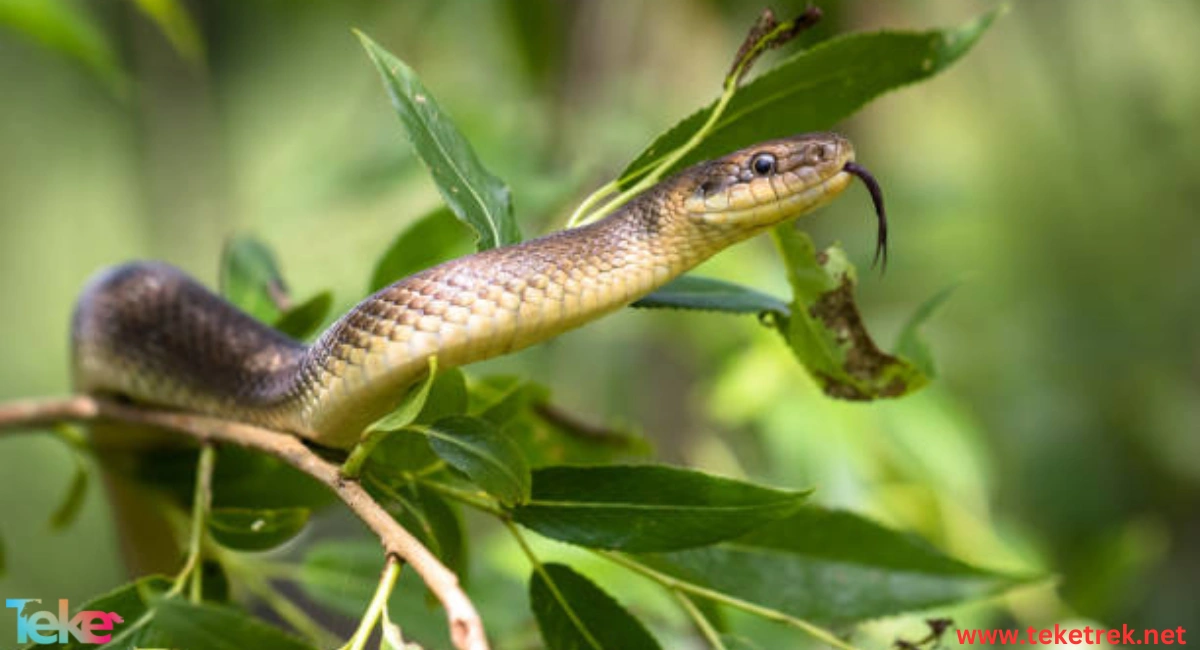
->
1;0;1196;646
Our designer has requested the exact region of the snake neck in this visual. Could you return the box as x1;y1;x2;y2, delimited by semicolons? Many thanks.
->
298;195;736;446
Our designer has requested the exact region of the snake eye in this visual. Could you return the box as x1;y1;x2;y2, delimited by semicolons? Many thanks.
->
751;153;776;176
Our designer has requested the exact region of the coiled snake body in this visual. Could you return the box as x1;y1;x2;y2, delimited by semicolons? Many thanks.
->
72;134;871;449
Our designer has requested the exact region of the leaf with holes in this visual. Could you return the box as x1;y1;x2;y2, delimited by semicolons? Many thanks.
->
772;225;928;399
357;32;521;250
531;563;662;650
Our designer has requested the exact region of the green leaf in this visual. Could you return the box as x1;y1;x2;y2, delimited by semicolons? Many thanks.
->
357;31;522;250
366;432;440;475
513;465;809;552
415;368;468;424
0;533;6;578
501;0;569;90
895;283;958;378
207;507;310;551
151;599;317;650
720;635;766;650
48;457;88;531
470;375;549;426
0;0;126;96
642;507;1030;625
633;275;790;316
299;541;381;616
620;8;1001;185
774;226;928;399
133;446;335;510
298;541;454;647
376;481;467;579
273;291;333;341
23;576;172;649
366;357;440;433
531;563;662;650
131;0;204;64
422;415;531;507
470;376;652;466
219;235;288;323
370;206;473;292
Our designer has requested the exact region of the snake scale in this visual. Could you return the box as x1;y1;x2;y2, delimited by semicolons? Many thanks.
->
71;133;883;449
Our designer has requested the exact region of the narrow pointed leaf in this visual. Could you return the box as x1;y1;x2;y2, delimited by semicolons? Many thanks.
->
152;599;317;650
633;275;790;316
48;459;89;531
513;465;809;551
18;576;172;649
370;206;473;292
207;507;310;551
423;415;531;507
376;481;467;579
642;507;1032;625
531;563;662;650
895;283;958;378
620;9;1001;186
0;0;126;96
367;357;439;433
357;31;521;250
131;0;204;64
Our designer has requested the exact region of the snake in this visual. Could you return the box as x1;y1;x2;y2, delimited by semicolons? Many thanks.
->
71;132;886;449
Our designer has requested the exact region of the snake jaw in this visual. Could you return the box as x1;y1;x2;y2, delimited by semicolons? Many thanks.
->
684;133;856;229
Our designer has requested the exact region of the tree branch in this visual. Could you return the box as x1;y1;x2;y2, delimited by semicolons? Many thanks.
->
0;395;489;650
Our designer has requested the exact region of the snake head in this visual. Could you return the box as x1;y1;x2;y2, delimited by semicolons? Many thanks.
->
684;132;856;230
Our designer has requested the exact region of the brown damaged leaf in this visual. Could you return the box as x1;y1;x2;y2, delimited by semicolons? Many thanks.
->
773;225;928;400
808;267;913;399
727;7;823;85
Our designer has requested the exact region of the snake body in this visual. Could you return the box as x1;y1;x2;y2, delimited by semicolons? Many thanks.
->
72;133;859;448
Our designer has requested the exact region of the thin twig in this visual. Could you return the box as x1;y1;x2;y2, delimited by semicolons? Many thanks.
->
167;443;215;601
672;589;728;650
343;557;402;650
0;396;489;650
598;550;864;650
504;521;605;650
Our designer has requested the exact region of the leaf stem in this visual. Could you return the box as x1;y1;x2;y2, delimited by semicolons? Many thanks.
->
169;443;215;601
414;475;504;516
597;551;864;650
341;429;390;479
572;83;739;227
565;179;620;228
672;589;728;650
342;556;403;650
566;9;808;230
504;521;605;650
219;550;342;648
